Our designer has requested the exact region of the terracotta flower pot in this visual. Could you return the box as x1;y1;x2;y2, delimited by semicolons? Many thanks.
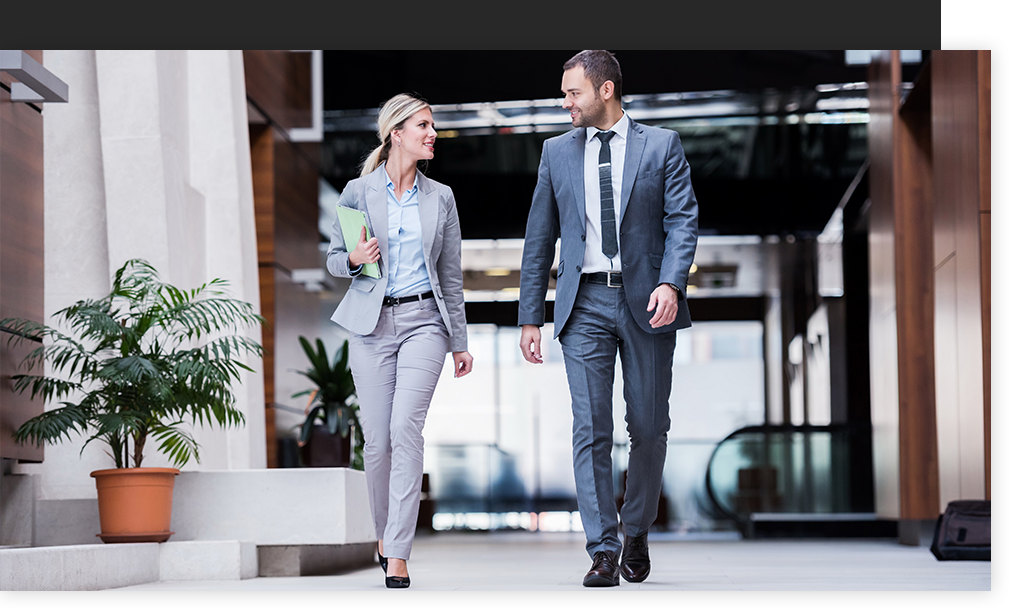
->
90;467;180;543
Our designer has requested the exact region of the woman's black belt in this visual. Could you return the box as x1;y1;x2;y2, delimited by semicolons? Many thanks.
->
383;291;435;307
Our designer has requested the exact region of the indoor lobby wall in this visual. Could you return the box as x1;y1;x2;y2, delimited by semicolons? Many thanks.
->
0;50;45;466
930;50;991;505
1;49;47;548
13;50;266;509
244;50;324;467
867;50;990;535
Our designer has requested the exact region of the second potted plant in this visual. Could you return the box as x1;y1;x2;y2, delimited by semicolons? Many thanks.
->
293;336;363;470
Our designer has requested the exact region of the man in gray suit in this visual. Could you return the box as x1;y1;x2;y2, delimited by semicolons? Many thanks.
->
519;50;698;587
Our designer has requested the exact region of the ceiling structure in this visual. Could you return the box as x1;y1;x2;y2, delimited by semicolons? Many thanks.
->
322;51;918;112
320;51;922;241
316;50;920;305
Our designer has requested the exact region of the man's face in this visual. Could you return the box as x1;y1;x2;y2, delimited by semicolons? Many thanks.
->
561;65;606;129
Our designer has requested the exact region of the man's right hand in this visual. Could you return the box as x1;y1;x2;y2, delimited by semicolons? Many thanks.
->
520;324;543;364
348;226;380;268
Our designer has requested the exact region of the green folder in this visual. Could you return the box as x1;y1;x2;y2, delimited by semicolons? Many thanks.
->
335;205;381;278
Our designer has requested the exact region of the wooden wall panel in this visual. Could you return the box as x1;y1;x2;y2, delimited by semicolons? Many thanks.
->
894;65;939;521
243;51;312;133
258;266;277;469
929;54;963;510
980;210;990;500
251;125;276;264
977;50;990;500
0;97;45;324
931;51;987;504
867;52;901;519
246;52;321;466
273;140;320;272
250;123;278;467
978;51;991;214
0;51;46;462
868;51;941;520
286;54;313;131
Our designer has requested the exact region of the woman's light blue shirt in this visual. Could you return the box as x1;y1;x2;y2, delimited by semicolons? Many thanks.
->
383;166;432;298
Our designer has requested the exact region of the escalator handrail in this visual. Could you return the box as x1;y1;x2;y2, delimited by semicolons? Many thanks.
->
703;423;857;525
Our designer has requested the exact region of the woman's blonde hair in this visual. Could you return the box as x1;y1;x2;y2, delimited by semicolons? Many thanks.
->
359;93;431;177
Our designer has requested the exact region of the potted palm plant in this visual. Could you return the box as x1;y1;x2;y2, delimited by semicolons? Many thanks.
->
0;258;264;543
293;336;363;470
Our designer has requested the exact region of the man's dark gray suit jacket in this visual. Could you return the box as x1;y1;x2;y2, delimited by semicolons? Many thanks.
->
518;116;699;338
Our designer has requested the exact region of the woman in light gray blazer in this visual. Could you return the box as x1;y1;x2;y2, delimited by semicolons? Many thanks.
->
326;93;473;589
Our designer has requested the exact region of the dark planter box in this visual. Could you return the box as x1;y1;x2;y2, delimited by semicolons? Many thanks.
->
300;425;351;467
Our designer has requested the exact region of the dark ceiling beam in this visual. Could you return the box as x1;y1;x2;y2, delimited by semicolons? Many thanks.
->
323;51;924;112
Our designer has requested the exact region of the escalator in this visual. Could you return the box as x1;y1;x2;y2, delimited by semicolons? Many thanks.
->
704;424;894;538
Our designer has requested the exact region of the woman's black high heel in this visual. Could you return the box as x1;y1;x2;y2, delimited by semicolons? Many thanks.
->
384;556;409;588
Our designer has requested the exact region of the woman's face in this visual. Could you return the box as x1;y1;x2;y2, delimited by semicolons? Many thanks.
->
393;108;437;162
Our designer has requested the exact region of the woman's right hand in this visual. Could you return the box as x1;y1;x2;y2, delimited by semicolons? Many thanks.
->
348;226;380;267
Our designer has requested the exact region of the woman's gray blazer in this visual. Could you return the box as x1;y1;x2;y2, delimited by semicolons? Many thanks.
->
326;164;468;353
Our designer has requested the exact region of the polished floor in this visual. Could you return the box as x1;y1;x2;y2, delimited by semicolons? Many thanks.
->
114;530;992;593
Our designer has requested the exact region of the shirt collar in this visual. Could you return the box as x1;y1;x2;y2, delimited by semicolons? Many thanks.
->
586;110;629;143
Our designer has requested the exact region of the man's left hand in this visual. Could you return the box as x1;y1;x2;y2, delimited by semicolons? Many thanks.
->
646;284;679;328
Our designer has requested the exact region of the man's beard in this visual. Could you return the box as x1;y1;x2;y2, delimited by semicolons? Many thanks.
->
572;94;605;128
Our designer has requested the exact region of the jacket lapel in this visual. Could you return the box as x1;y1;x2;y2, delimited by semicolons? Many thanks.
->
417;172;437;261
364;165;390;277
620;118;645;226
567;128;587;230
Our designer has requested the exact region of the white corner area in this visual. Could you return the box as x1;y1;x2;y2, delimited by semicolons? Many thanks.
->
171;468;375;546
1;468;375;590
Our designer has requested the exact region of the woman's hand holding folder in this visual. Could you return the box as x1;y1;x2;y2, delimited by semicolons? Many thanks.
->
349;226;381;268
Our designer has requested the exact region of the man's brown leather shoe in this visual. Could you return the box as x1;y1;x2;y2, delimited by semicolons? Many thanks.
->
619;533;651;582
583;550;620;587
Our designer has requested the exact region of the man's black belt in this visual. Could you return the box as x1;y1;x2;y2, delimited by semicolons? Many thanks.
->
581;271;623;287
383;291;435;307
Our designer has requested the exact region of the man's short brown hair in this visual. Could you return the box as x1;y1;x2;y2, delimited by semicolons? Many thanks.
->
564;50;622;100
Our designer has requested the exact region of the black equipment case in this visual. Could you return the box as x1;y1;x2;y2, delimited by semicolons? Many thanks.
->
930;500;991;561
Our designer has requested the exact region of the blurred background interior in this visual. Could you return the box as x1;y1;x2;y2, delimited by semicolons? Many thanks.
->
1;49;990;546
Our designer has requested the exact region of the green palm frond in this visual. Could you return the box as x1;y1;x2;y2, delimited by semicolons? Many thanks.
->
53;299;125;345
151;423;201;469
90;410;145;438
303;337;329;375
10;373;83;404
37;341;101;379
0;318;47;345
294;336;362;469
4;258;263;469
11;403;91;447
97;355;162;383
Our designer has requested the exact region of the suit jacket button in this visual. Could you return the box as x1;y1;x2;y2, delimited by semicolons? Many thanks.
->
581;234;586;241
576;265;581;272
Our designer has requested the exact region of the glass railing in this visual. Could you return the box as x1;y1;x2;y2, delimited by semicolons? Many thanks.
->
705;424;872;527
427;443;581;515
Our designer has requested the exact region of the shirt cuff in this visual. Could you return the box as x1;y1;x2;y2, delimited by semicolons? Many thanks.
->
348;260;363;276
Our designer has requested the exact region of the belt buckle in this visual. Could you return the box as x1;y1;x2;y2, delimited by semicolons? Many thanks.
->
606;271;618;288
388;296;400;306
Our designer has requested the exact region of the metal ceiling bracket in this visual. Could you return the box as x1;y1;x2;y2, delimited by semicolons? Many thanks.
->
1;50;69;103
